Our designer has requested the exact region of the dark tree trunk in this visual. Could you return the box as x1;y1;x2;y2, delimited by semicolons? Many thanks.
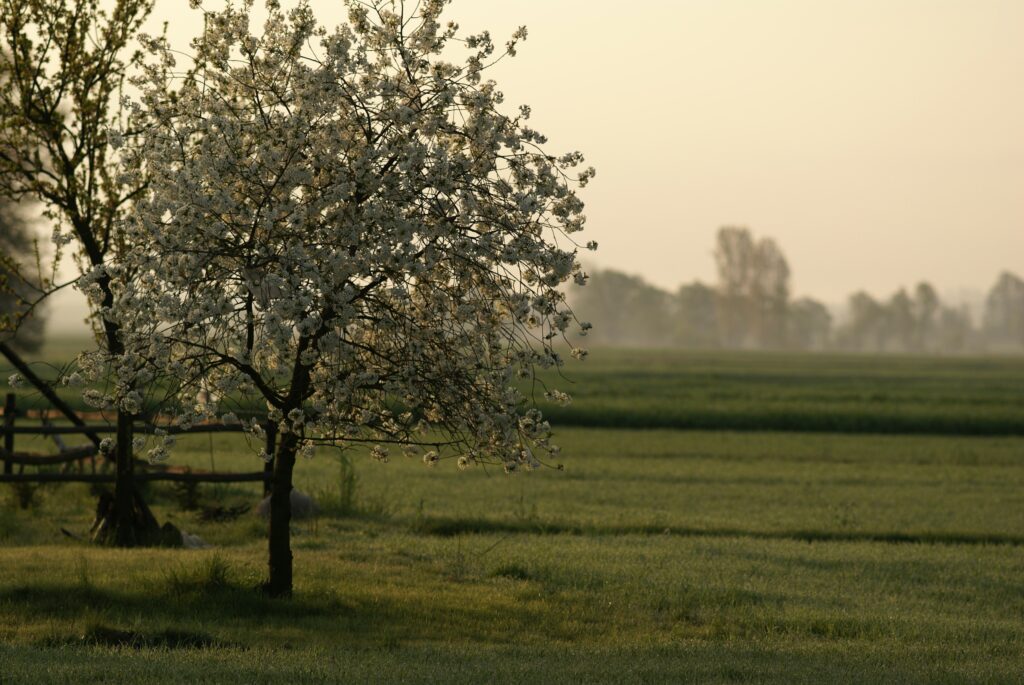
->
80;304;158;546
265;430;299;597
98;305;145;547
113;411;137;546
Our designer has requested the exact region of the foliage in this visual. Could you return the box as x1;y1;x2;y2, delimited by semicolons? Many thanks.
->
714;226;790;348
833;285;973;354
0;0;152;331
569;270;673;348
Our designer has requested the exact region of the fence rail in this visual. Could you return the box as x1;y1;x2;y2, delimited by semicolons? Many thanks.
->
5;423;252;435
0;472;266;484
0;445;97;466
1;392;275;493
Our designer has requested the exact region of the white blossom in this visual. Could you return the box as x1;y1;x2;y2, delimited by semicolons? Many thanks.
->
147;446;169;463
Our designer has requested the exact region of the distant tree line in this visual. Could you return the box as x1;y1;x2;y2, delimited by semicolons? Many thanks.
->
573;227;1024;354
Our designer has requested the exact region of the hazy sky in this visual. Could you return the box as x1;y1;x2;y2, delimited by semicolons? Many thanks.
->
443;0;1024;303
46;0;1024;330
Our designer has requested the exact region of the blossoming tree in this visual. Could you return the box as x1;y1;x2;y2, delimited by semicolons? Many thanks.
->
115;0;594;597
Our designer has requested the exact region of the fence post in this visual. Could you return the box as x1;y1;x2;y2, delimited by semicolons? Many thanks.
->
3;393;14;475
263;420;276;496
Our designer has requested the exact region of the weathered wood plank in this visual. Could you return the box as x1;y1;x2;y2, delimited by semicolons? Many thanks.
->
7;423;250;436
0;471;266;484
0;445;97;465
3;394;13;475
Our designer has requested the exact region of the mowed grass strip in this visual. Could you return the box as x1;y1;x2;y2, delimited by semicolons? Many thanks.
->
532;349;1024;435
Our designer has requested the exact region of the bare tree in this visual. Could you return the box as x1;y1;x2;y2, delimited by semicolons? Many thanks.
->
714;227;790;348
983;271;1024;350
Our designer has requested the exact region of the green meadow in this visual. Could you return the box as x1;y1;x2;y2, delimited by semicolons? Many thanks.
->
533;349;1024;435
1;346;1023;682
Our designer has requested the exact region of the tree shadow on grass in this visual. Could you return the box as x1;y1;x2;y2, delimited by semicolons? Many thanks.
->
2;582;333;616
0;567;554;650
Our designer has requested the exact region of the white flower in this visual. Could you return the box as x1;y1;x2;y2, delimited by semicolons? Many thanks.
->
544;389;572;406
147;446;169;463
61;372;84;387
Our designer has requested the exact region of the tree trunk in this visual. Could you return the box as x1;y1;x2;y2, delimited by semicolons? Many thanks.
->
113;411;137;546
91;307;157;546
265;430;298;597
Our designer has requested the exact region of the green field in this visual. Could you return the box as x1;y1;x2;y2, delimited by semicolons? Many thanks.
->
6;342;1024;436
533;349;1024;435
1;347;1023;682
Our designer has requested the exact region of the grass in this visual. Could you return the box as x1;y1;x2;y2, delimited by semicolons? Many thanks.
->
2;343;1024;681
2;427;1024;682
7;428;1024;545
5;344;1024;435
532;349;1024;435
0;533;1022;682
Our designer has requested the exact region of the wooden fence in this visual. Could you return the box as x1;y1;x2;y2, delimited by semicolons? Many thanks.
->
0;393;276;493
